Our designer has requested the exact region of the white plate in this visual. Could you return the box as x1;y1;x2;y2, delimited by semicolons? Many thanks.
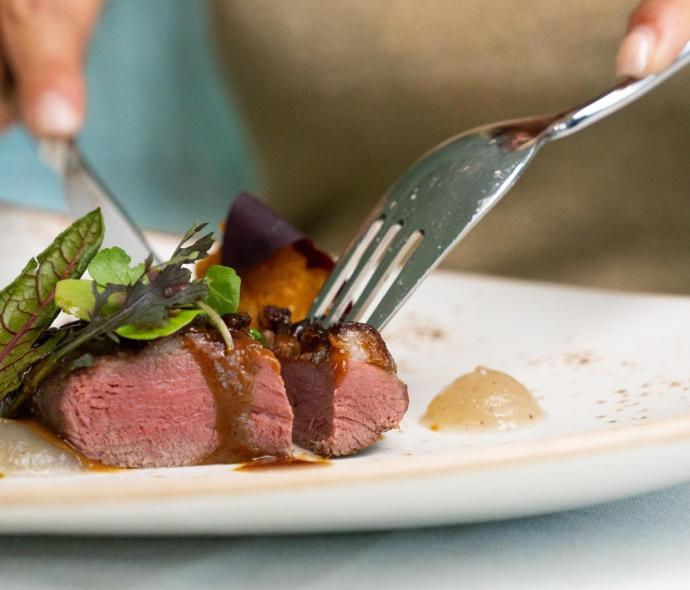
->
3;206;690;535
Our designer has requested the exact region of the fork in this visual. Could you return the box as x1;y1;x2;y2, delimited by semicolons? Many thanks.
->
309;43;690;330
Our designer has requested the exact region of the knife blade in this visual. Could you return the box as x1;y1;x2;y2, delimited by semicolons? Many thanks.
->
39;140;158;265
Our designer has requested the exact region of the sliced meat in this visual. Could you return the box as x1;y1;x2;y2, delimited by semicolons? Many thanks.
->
264;310;409;456
33;322;293;468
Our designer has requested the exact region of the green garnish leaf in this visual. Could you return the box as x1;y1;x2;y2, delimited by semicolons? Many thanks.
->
87;247;145;286
0;209;103;402
203;265;241;316
48;225;213;357
54;260;207;353
55;279;94;320
55;279;125;321
115;309;202;340
249;328;267;347
155;222;214;270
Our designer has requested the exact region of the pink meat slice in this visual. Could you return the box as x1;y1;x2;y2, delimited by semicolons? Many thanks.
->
34;331;293;468
273;320;409;456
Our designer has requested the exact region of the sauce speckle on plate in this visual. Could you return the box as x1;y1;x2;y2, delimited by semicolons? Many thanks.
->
421;367;543;431
235;456;329;471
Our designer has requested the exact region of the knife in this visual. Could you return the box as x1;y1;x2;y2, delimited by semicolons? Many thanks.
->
39;139;158;264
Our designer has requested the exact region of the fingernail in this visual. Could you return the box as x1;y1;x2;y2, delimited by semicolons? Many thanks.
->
32;92;80;135
616;24;656;77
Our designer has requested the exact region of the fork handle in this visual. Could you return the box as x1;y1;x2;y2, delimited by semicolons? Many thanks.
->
544;42;690;141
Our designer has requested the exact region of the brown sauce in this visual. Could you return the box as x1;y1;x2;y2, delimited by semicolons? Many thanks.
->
328;323;397;388
235;456;330;471
422;367;543;431
184;328;277;465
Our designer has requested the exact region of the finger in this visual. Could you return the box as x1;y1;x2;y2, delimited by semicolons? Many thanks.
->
0;49;15;131
616;0;690;77
0;0;102;137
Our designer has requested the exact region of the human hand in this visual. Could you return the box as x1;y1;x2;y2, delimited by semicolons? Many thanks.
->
0;0;102;137
616;0;690;77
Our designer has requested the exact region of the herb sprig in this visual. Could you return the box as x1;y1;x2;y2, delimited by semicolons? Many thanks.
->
54;222;241;357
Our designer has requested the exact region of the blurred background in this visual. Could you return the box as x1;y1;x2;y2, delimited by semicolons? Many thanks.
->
0;0;689;294
0;1;256;233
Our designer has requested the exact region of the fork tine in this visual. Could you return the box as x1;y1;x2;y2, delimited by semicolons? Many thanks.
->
361;245;436;330
322;221;401;325
308;216;385;318
345;230;424;323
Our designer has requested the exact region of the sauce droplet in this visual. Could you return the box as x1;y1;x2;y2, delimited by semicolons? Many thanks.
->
235;456;329;471
421;367;543;431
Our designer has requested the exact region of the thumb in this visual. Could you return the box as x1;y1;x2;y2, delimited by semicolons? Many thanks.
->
0;0;102;137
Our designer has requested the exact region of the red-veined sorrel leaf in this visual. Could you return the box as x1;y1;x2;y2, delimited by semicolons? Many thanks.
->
0;209;103;401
